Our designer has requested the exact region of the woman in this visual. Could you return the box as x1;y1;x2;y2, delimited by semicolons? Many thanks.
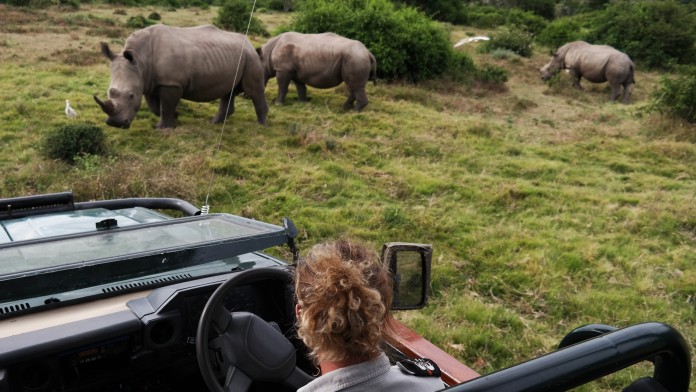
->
294;238;444;392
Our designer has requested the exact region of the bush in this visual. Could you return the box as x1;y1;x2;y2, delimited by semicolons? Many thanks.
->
481;27;533;57
395;0;468;25
266;0;294;11
476;64;509;85
126;15;155;28
291;0;452;82
59;0;80;10
443;50;478;84
556;0;610;16
536;16;590;50
585;0;696;69
647;66;696;123
43;124;108;163
463;5;547;35
215;0;269;36
148;12;161;20
513;0;555;19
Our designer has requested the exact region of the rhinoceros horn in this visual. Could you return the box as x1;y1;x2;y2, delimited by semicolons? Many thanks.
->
93;95;115;115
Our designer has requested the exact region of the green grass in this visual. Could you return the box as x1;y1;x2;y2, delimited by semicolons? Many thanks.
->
1;4;695;391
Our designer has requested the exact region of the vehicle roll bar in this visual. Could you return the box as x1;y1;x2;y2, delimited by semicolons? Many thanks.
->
0;192;202;218
75;197;201;216
443;322;691;392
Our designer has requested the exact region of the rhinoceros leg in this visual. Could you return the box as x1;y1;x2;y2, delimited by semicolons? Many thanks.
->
354;87;368;111
569;69;583;90
157;86;183;129
294;81;310;102
145;94;161;116
343;86;368;111
239;76;268;125
212;92;235;124
343;90;356;110
609;83;622;102
275;71;292;105
622;83;633;104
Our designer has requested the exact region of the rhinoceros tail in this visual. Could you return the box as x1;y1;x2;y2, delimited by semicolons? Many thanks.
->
628;63;636;85
369;52;377;85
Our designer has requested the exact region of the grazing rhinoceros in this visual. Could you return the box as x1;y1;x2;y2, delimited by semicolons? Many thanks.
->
94;24;268;129
256;32;377;111
540;41;635;103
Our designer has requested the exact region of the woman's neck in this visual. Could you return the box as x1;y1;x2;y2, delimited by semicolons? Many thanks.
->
319;353;380;375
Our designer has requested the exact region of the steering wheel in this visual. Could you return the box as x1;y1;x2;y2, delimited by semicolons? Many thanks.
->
196;267;314;392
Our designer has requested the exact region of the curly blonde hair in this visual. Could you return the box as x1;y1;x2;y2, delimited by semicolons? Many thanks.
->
294;239;394;363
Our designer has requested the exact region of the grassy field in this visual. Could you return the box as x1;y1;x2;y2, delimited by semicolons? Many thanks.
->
1;4;694;390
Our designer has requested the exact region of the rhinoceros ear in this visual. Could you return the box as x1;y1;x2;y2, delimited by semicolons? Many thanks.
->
123;50;136;64
100;42;116;61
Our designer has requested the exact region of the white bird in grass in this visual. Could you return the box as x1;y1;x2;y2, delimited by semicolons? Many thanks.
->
65;99;78;119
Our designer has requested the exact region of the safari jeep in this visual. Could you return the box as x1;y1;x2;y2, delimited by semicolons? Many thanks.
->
0;192;690;392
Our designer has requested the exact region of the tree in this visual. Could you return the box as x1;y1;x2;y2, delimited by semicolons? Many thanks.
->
586;0;696;68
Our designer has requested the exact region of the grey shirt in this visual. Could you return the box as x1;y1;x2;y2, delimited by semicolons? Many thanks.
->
297;353;445;392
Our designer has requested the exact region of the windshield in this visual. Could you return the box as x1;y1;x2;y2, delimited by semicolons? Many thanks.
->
0;212;290;304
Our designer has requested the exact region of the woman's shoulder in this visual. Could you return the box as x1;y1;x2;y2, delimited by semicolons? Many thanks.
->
385;358;445;390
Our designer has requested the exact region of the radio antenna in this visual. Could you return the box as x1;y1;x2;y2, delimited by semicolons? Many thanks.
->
202;0;259;215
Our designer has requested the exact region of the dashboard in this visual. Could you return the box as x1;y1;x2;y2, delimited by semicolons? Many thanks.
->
0;269;298;392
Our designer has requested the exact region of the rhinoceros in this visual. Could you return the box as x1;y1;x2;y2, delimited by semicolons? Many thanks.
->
540;41;635;103
256;32;376;111
94;24;268;129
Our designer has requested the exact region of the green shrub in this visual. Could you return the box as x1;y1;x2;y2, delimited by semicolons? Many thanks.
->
42;124;108;163
59;0;80;9
556;0;610;16
585;0;696;69
215;0;269;36
504;8;547;35
291;0;452;82
443;50;478;84
126;15;154;28
536;16;589;50
513;0;555;19
187;0;209;8
463;5;547;35
148;12;161;20
489;48;519;61
476;64;509;85
482;27;533;57
266;0;294;11
395;0;468;25
647;66;696;123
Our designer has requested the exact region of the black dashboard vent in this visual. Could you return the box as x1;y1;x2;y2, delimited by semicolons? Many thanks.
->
0;302;31;315
102;274;193;293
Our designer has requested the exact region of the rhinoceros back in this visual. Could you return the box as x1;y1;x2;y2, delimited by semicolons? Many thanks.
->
561;41;633;85
125;24;258;102
270;32;372;89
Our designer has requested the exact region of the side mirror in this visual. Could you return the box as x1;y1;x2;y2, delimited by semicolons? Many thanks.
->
381;242;432;310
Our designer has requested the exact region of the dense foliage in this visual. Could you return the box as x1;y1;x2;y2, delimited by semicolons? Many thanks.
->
481;26;534;57
648;66;696;123
42;124;108;163
290;0;452;82
535;15;589;50
394;0;468;24
126;14;157;28
585;0;696;68
215;0;269;36
396;0;554;23
459;5;547;34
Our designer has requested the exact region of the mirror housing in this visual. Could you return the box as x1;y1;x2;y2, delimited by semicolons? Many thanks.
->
381;242;432;310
